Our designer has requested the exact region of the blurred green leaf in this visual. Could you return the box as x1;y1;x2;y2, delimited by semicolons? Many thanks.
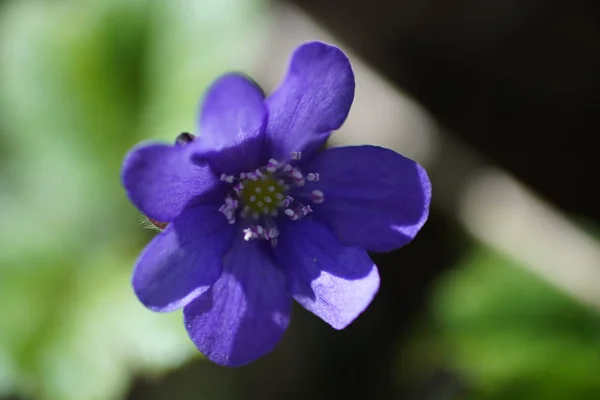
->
0;0;266;398
433;247;600;400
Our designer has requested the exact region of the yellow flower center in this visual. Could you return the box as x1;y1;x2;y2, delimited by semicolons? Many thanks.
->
240;175;285;215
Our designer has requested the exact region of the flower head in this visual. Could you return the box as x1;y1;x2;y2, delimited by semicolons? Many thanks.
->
121;42;431;367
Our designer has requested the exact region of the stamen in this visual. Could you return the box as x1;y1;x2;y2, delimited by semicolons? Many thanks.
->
281;196;294;208
301;205;313;216
218;197;237;224
243;229;254;241
286;168;304;186
311;190;324;204
220;174;235;183
266;159;279;172
266;227;279;240
233;182;244;194
217;154;326;245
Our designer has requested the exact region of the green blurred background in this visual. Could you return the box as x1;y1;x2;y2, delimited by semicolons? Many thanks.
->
1;0;599;399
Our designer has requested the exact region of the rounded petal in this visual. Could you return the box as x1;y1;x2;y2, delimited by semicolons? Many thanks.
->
266;42;355;161
274;219;379;330
121;142;222;222
197;73;268;173
184;238;291;367
304;145;431;252
132;205;234;312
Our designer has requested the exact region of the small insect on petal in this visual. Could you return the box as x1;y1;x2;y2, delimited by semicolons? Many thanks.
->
175;132;196;146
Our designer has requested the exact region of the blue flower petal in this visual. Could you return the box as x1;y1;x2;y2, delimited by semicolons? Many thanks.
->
132;205;234;312
122;142;222;222
266;42;355;162
184;238;291;367
197;73;268;173
304;145;431;252
274;219;379;330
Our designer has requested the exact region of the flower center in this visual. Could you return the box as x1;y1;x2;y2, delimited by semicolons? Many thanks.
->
239;175;285;216
217;152;324;246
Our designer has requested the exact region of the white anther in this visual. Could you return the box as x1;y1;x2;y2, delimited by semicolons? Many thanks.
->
307;173;320;182
220;174;234;183
284;208;295;217
225;197;238;208
250;195;256;202
264;196;272;203
282;196;294;208
240;172;246;179
282;164;293;173
233;183;244;193
266;228;279;240
311;190;324;204
268;186;275;192
255;187;262;193
257;201;263;207
301;205;313;216
266;159;279;172
243;228;257;241
291;151;302;160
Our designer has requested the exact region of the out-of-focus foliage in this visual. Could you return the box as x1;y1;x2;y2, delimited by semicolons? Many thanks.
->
433;247;600;400
0;0;265;399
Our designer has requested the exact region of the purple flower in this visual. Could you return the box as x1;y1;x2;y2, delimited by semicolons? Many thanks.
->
121;42;431;367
